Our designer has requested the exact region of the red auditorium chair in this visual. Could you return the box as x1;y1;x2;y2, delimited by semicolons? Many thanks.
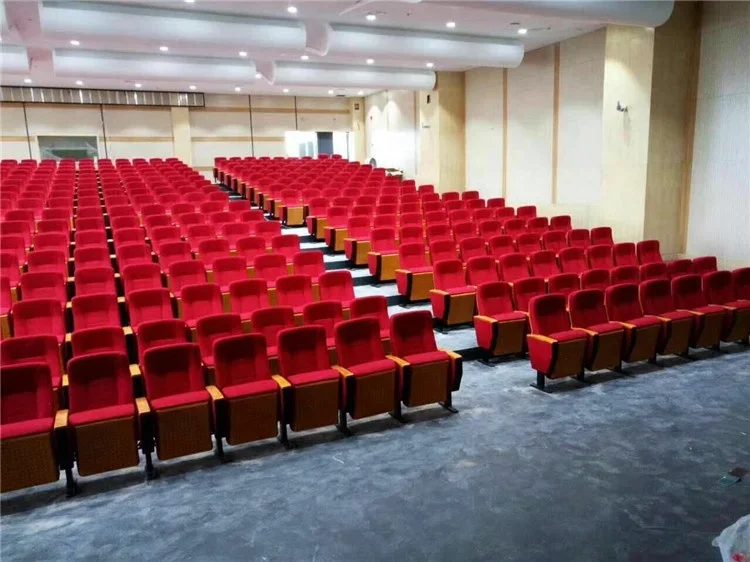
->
343;216;372;265
529;250;560;279
442;192;460;202
250;306;295;367
235;236;267;270
426;224;452;245
567;229;590;249
275;326;342;436
466;256;499;286
213;256;249;294
70;326;128;359
33;233;68;254
732;267;750;300
1;221;31;249
334;318;401;426
11;299;66;343
1;276;11;337
2;236;26;267
306;198;331;239
568;289;624;372
488;235;516;259
19;272;67;306
168;260;207;299
542;231;567;253
27;250;67;276
253;253;288;298
636;240;662;264
197;239;231;271
474;282;527;358
487;197;504;208
399;225;425;246
181;283;223;330
318;270;356;314
400;212;422;227
639;262;668;281
74;247;112;272
71;294;120;330
547;273;580;298
586;244;614;270
76;231;108;251
612;243;637;267
0;363;60;493
367;228;399;282
516;233;542;255
429;259;476;327
135;319;188;366
121;263;162;296
498;253;530;283
271;235;301;264
429;239;458;264
221;223;252;252
1;335;64;396
75;217;106;232
473;209;494;224
610;265;640;285
516;206;537;219
127;288;174;330
549;216;572;232
639;279;693;357
292;250;326;284
453;222;475;244
37;219;69;236
150;226;181;252
558;247;587;274
388;310;462;412
187;224;217;253
114;227;147;248
513;277;547;313
590;227;614;246
671;274;726;350
322;206;349;251
459;237;487;262
692;256;717;276
667;259;693;278
503;218;526;237
158;241;193;271
349;295;391;351
140;343;217;470
275;274;315;318
604;283;661;363
196;313;243;368
302;300;344;359
478;220;503;241
526;217;549;235
702;270;750;343
581;269;610;290
111;216;141;231
208;334;283;446
526;294;587;391
117;244;153;272
228;279;269;327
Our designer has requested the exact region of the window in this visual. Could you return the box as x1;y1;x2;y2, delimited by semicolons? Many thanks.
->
38;136;99;160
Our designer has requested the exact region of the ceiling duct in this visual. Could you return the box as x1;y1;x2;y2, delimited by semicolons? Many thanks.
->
0;45;31;74
265;61;436;90
53;49;257;84
306;23;523;68
0;86;204;107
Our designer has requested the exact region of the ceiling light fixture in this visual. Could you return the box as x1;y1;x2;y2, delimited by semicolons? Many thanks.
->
23;78;32;84
239;51;247;57
283;88;290;93
366;58;374;65
234;86;241;92
328;89;334;94
300;55;309;61
366;13;376;21
159;45;169;52
357;90;364;96
287;6;298;14
446;21;456;28
75;80;84;86
517;28;528;35
135;83;142;88
255;73;262;79
189;85;196;90
184;0;195;3
70;39;80;46
426;62;434;68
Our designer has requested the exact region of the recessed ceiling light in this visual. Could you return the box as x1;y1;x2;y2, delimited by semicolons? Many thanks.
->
239;51;247;57
357;90;364;96
159;45;169;52
23;78;32;84
328;89;334;95
184;0;195;3
366;13;376;21
70;40;80;46
287;5;298;14
517;28;528;35
426;62;434;68
300;55;309;61
366;58;374;65
135;83;142;88
189;85;196;90
283;88;290;93
255;73;262;79
234;86;241;92
446;21;456;28
75;80;84;86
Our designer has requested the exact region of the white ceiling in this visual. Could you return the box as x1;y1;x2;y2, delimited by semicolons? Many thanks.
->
0;0;674;98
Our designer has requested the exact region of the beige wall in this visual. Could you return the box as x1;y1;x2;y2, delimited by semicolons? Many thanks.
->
465;67;503;199
686;2;750;270
365;90;418;178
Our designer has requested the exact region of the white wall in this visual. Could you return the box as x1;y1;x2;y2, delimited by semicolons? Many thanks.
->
365;90;417;177
686;3;750;269
465;68;503;199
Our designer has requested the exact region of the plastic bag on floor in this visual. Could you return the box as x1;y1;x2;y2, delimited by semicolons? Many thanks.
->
713;514;750;562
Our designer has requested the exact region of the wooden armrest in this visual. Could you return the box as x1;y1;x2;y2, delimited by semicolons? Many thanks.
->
206;385;224;401
439;348;462;361
271;374;291;390
616;321;637;329
386;355;410;368
64;332;72;343
65;301;72;310
366;251;380;257
54;409;69;430
62;374;69;387
136;397;151;415
527;333;557;344
394;269;410;275
129;364;141;377
474;315;497;324
332;365;353;378
430;289;449;296
572;327;597;336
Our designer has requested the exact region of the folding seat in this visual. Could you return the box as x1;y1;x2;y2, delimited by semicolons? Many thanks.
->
180;283;223;330
209;211;236;230
140;343;215;466
636;240;662;264
113;227;146;249
529;250;560;279
3;223;35;250
547;273;580;298
692;256;717;276
221;222;252;251
702;270;750;343
158;241;192;271
33;232;68;255
515;233;542;255
135;318;187;365
74;267;116;298
19;272;67;306
171;202;196;218
70;325;128;358
487;197;505;208
349;295;390;349
566;229;590;249
167;260;206;301
472;280;528;358
0;276;11;337
667;259;692;278
150;226;181;252
429;259;477;326
176;213;204;237
639;262;668;281
37;219;70;236
140;203;167;221
441;192;459;203
465;256;499;286
377;204;399;217
613;243;637;267
367;228;399;282
302;300;343;356
240;209;266;224
567;289;625;372
318;270;356;314
526;293;587;390
389;310;461;410
75;217;106;232
498;253;530;283
253;253;288;296
478;220;502;241
586;244;614;270
2;235;26;267
494;207;515;223
11;299;66;343
399;225;425;246
512;277;547;313
197;238;231;272
590;226;614;246
6;209;36;230
610;265;640;285
429;239;458;266
253;221;283;249
108;205;137;221
424;210;448;226
395;242;433;302
121;262;162;297
516;206;537;219
460;190;478;201
0;252;22;290
187;224;217;253
422;201;444;214
0;362;60;493
539;230;566;253
213;256;249;294
195;313;243;368
268;235;299;266
275;274;315;318
350;205;373;218
452;221;475;244
459;237;487;262
372;214;396;229
549;215;572;232
448;209;471;226
639;279;693;356
503;218;526;237
465;199;485;211
399;213;422;228
671;274;726;350
733;267;750;300
227;278;268;326
144;215;172;237
320;206;348;246
342;216;372;265
603;283;661;363
77;196;102;209
27;250;67;277
233;236;266;270
288;251;323;286
488;235;515;259
251;305;295;365
426;223;452;245
399;202;420;215
0;335;64;393
73;246;112;273
305;197;329;237
526;217;549;235
558;247;588;275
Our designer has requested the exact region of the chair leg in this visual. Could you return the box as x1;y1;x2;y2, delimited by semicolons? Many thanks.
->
530;371;548;392
390;400;405;424
64;467;79;498
144;451;159;480
576;372;589;385
214;435;228;463
439;392;458;414
648;355;660;366
337;410;353;436
712;343;725;353
680;351;694;361
277;421;294;450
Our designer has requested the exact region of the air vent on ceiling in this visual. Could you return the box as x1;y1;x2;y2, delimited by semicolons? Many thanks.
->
0;86;205;107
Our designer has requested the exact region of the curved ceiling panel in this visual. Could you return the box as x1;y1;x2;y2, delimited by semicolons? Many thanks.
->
307;23;524;68
0;45;31;74
53;50;257;83
40;1;306;53
266;62;436;90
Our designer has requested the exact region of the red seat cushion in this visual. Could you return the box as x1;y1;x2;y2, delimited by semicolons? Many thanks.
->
0;417;53;440
287;369;339;386
69;404;136;427
586;322;624;334
624;316;662;329
659;310;694;322
403;350;449;366
492;311;528;323
410;266;433;274
348;359;397;377
150;390;210;411
203;355;215;367
727;300;750;309
549;329;587;343
691;304;727;315
445;286;476;296
267;345;278;358
221;379;278;400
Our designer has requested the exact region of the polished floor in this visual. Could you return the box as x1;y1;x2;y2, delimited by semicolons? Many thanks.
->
2;344;748;562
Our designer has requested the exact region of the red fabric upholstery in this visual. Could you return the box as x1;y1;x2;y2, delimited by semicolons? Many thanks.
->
586;245;614;270
72;293;120;330
0;362;54;433
636;240;663;264
75;266;117;297
143;343;208;407
549;215;572;232
213;333;274;392
0;335;63;388
72;326;127;357
196;314;243;366
580;268;610;290
127;288;174;328
212;257;248;292
513;277;547;313
11;299;66;343
136;319;188;365
488;235;516;259
318;270;355;308
271;235;301;262
169;260;207;297
302;301;344;342
610;265;640;285
122;263;162;296
558;247;587;274
19;272;67;306
276;275;315;313
613;243;637;267
529;250;560;278
67;352;134;425
547;273;580;298
692;256;717;275
278;325;333;378
292;250;326;281
335;317;388;368
459;237;487;261
590;227;613;246
498;253;530;283
253;253;287;287
349;295;390;334
733;267;750;300
251;306;295;351
228;279;269;320
566;229;590;249
515;233;541;255
528;293;572;336
542;231;567;252
639;262;668;281
235;236;267;265
466;256;499;286
640;279;677;316
181;283;223;327
390;310;438;357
